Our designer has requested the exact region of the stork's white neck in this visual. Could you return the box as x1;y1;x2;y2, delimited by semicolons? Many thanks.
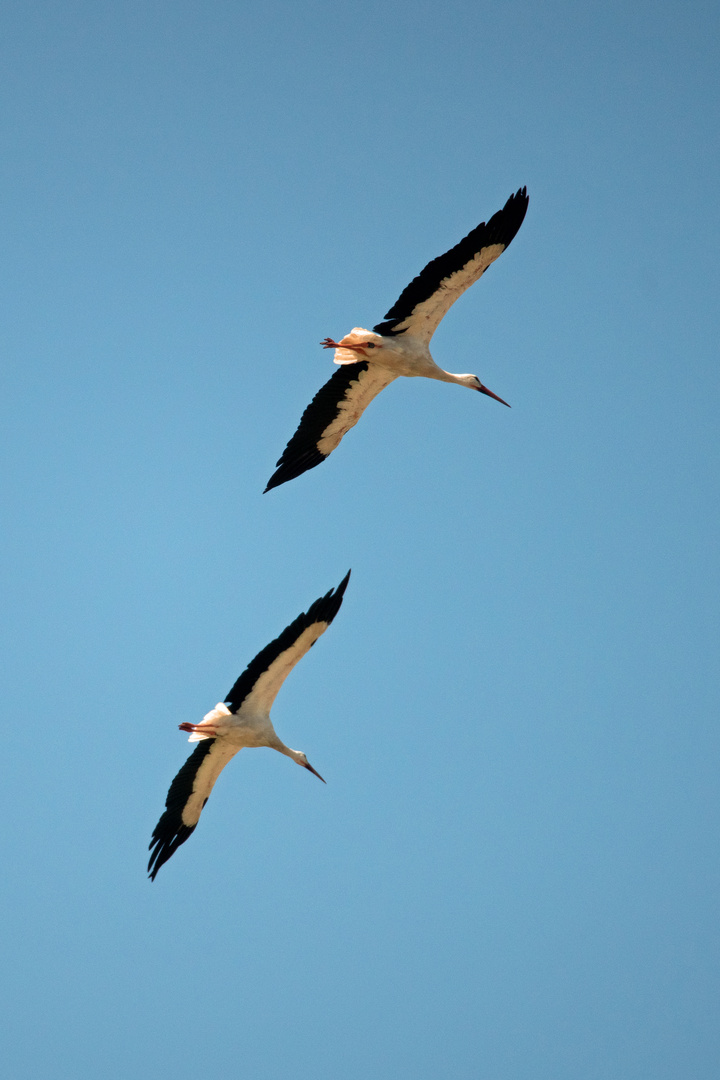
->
437;370;480;388
271;738;302;764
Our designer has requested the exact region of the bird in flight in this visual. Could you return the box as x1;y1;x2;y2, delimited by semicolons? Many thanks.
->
265;187;528;492
148;571;350;880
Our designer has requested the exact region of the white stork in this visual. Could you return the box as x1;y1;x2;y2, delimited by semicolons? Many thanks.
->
264;187;528;492
148;571;350;880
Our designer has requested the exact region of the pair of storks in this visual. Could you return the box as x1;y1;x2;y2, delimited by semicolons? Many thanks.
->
149;187;529;880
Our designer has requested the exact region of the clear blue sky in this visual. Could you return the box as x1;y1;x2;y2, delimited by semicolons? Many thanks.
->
1;1;718;1077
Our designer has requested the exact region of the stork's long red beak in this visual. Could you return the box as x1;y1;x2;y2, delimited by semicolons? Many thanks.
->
304;761;326;783
479;384;511;408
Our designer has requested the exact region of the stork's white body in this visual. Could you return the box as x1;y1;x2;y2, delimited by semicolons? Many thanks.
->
191;703;280;749
175;702;308;827
332;327;484;383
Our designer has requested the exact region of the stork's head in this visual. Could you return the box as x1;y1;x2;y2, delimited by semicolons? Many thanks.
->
321;327;385;363
456;373;511;406
293;750;326;783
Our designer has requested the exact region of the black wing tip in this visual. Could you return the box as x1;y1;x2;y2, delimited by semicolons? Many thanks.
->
264;449;328;492
147;822;197;881
332;569;352;619
501;186;529;237
472;184;529;251
313;568;352;626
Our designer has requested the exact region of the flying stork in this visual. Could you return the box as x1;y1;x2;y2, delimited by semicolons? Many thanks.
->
264;187;529;492
148;571;350;880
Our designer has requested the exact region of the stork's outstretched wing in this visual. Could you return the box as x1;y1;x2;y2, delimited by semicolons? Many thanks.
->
373;187;528;344
224;570;351;714
148;738;239;880
265;363;396;492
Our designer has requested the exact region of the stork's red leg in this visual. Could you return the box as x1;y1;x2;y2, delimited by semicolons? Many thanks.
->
179;722;218;737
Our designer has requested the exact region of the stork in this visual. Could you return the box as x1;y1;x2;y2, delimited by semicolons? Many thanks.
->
148;571;350;880
264;187;528;492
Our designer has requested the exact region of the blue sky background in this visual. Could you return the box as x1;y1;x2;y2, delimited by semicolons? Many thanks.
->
1;1;719;1077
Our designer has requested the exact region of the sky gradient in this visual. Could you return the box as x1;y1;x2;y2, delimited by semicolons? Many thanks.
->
1;2;719;1077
